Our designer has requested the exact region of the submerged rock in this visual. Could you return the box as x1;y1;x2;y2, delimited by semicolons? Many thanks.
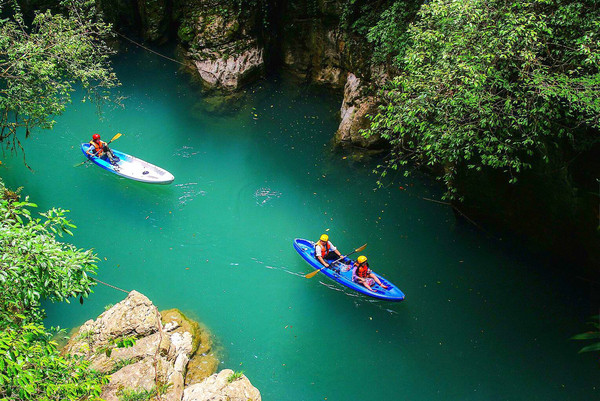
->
64;290;259;401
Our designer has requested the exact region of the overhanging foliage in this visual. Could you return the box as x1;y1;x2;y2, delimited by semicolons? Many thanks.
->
365;0;600;198
0;0;119;161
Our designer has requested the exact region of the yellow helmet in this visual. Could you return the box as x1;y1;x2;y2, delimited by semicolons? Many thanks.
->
320;234;329;242
357;255;367;264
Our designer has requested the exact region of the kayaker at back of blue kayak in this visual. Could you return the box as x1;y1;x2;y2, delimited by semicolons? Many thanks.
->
351;255;389;293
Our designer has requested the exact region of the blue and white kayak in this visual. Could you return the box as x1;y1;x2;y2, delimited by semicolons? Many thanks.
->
81;144;174;185
293;238;405;302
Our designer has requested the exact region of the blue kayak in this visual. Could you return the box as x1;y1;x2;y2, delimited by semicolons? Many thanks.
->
294;238;405;302
81;144;174;184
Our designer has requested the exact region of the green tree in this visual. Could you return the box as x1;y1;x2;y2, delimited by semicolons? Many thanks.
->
0;0;119;160
0;182;98;327
0;323;108;401
0;179;107;400
365;0;600;198
366;0;420;66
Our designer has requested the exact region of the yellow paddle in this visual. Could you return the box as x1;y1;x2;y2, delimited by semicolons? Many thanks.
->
75;133;122;167
305;243;367;279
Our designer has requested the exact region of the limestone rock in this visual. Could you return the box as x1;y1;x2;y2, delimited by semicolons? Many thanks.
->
335;73;384;149
160;309;219;385
183;369;262;401
281;23;346;87
99;357;161;401
64;292;259;401
64;290;161;359
87;331;173;373
193;45;264;90
179;1;265;90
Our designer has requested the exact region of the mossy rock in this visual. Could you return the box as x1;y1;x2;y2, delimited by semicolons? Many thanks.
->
160;309;220;385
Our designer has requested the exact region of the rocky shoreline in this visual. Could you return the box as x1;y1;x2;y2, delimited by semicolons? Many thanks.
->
63;291;261;401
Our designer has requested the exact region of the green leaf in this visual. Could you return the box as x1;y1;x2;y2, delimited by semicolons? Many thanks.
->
571;332;600;341
578;343;600;353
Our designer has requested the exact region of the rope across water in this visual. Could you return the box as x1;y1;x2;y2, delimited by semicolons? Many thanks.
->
114;31;188;67
91;277;129;294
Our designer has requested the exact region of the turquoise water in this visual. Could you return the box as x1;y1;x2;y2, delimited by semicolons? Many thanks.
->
1;45;597;400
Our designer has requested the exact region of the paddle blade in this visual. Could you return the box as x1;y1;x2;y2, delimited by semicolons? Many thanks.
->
354;243;367;253
305;269;321;279
109;133;122;143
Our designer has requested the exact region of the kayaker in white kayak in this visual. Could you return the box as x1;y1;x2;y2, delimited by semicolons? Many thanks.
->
315;234;348;273
87;133;119;165
352;256;388;292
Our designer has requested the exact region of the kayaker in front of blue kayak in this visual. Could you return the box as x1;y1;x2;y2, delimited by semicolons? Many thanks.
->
87;133;119;165
352;256;388;292
315;234;347;272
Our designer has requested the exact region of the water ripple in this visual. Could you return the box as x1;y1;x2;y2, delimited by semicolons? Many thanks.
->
175;182;206;205
253;187;282;206
173;146;201;158
250;257;304;277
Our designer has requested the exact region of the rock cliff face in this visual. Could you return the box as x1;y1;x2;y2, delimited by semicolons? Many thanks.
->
278;2;347;87
138;0;170;42
177;1;265;91
64;291;261;401
335;72;385;149
102;0;380;147
172;0;381;144
275;1;384;148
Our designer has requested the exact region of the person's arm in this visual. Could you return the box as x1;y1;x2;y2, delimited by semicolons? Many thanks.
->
328;242;344;260
351;265;360;282
316;255;329;267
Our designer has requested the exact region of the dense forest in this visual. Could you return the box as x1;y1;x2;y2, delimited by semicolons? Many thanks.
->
1;1;599;399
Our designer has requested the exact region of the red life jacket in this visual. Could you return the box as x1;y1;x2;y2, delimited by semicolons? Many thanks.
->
356;262;370;278
315;240;330;257
89;140;107;155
